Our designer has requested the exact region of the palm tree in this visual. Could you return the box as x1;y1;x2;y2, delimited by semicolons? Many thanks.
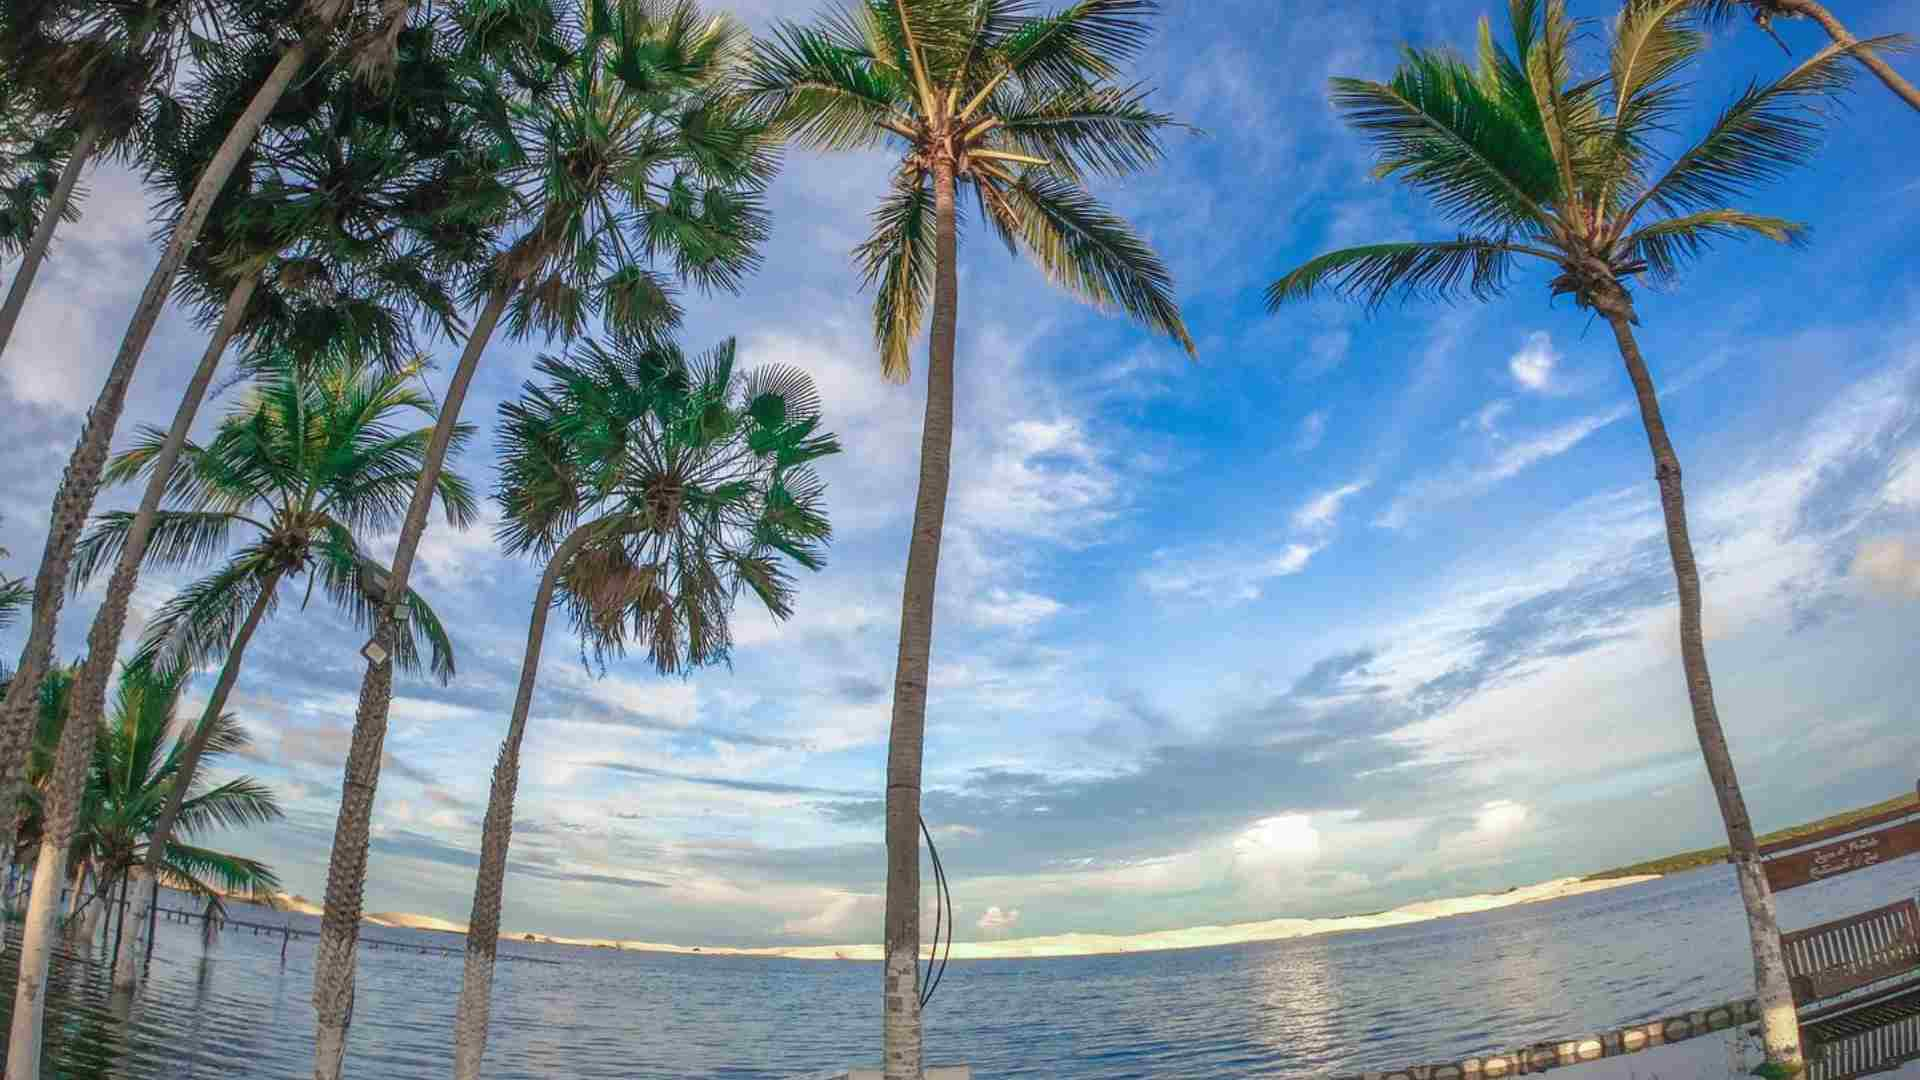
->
309;4;776;1074
1265;0;1867;1067
10;663;284;931
68;346;468;988
452;335;839;1078
744;3;1193;1071
0;13;426;1045
1696;0;1918;113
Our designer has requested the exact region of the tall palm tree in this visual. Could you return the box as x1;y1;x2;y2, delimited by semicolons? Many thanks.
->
308;4;775;1075
69;347;468;987
0;14;428;1065
1265;0;1866;1067
745;3;1193;1071
10;663;284;926
1697;0;1919;113
452;335;839;1078
16;11;480;1009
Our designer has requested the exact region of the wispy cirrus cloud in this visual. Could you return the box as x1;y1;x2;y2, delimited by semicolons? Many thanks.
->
1378;405;1632;529
1294;479;1371;531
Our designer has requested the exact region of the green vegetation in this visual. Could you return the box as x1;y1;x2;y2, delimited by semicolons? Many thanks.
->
1586;790;1920;880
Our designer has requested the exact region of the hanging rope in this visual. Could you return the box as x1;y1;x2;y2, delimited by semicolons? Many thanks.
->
918;814;953;1009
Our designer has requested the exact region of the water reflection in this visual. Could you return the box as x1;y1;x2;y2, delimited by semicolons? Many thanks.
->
0;858;1915;1078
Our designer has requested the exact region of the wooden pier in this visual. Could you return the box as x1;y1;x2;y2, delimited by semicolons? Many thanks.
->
148;905;564;966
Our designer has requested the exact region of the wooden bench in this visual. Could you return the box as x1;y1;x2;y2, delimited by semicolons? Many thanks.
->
1783;898;1920;1012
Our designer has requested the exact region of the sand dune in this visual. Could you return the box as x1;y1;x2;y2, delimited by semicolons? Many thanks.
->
490;874;1660;961
228;874;1656;960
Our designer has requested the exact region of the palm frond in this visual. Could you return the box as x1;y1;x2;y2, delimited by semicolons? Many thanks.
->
1618;209;1806;283
130;549;278;678
1331;53;1560;235
1266;238;1527;312
311;524;458;683
989;81;1174;181
0;573;28;630
993;0;1158;93
159;842;282;900
69;510;239;591
172;775;283;837
999;172;1194;354
1621;37;1872;228
852;168;937;382
745;20;907;150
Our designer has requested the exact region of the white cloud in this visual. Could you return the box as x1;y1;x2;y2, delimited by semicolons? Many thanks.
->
1293;480;1370;531
1887;448;1920;507
1378;405;1630;528
1303;329;1350;376
1473;800;1529;837
1852;537;1920;599
1509;331;1560;393
956;417;1119;541
975;905;1022;932
1232;814;1321;864
411;509;504;593
1466;400;1512;438
966;588;1065;629
1296;409;1329;453
1141;542;1319;605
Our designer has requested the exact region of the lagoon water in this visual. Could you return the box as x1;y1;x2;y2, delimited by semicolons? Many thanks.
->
4;856;1920;1079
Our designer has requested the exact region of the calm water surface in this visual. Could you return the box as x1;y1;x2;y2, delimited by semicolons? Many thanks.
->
4;857;1920;1078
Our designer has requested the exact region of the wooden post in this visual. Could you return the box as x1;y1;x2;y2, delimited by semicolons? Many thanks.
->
108;874;130;970
145;887;159;962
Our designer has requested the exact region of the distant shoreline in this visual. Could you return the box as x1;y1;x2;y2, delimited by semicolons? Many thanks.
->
222;792;1916;963
240;873;1661;962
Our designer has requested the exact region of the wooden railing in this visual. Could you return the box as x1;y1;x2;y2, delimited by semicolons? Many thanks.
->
1782;899;1920;1007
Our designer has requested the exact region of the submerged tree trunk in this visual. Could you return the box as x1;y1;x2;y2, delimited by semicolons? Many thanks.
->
0;48;318;1008
452;526;597;1080
313;285;511;1080
0;122;103;359
1776;0;1920;113
882;156;960;1080
113;558;281;991
3;37;317;1080
1599;301;1803;1070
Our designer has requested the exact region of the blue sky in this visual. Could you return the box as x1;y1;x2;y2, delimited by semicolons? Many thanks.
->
3;0;1919;947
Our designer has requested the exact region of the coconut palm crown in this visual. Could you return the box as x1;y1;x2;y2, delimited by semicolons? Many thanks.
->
746;0;1196;377
69;348;473;682
460;0;778;348
497;335;840;672
1266;0;1868;320
10;664;284;913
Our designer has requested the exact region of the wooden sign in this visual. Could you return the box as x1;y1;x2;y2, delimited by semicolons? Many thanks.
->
1765;818;1920;893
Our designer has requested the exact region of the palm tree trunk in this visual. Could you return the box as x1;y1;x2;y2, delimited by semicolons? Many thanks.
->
453;525;597;1080
0;44;318;1014
0;122;102;359
1600;305;1803;1069
313;284;512;1080
882;156;959;1080
112;559;281;992
1777;0;1920;113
